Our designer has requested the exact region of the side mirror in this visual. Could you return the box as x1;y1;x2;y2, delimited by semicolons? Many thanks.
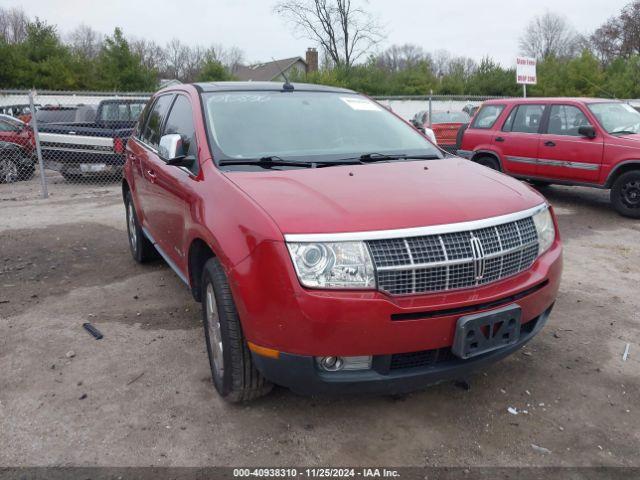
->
159;133;196;169
158;134;185;161
578;125;596;139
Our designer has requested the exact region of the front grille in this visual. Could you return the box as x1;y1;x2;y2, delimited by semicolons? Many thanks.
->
367;216;539;295
389;348;456;370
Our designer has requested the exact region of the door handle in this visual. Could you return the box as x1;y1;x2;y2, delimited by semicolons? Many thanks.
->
544;141;556;147
495;137;505;142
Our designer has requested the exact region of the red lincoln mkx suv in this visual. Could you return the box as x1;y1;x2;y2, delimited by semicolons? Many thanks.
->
123;82;562;402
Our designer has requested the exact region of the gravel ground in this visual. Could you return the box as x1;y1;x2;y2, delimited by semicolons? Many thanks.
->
0;177;638;467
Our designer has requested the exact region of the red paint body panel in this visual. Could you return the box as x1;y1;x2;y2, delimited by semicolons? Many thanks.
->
124;84;563;362
0;123;35;154
459;97;640;187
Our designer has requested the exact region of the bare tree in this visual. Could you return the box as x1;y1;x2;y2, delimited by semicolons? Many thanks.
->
273;0;384;68
376;44;429;72
130;38;166;71
67;24;103;58
618;1;640;56
0;6;28;44
519;11;580;59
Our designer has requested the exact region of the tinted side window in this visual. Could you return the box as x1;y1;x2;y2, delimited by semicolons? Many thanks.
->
141;95;174;147
509;104;545;134
471;105;505;129
162;95;198;174
547;105;591;136
0;120;15;132
134;100;153;139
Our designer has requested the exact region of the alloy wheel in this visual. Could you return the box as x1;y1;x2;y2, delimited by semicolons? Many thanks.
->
0;158;18;183
206;283;224;378
127;202;138;251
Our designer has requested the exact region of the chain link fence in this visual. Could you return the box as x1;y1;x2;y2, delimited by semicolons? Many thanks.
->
0;89;151;201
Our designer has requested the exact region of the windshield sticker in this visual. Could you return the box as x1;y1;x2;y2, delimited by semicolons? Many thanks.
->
207;94;271;104
340;97;382;111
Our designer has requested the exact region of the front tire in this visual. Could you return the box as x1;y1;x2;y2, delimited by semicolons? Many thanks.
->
611;171;640;218
0;157;19;183
124;190;158;262
202;257;272;402
475;155;501;171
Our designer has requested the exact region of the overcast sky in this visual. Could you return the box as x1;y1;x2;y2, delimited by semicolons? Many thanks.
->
6;0;631;66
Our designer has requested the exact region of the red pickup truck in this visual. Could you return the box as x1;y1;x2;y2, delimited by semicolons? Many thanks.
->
457;98;640;218
123;82;562;402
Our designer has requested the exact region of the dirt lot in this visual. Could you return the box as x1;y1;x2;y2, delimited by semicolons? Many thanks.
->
0;177;639;468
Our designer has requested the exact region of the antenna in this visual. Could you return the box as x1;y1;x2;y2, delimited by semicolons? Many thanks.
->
271;57;294;91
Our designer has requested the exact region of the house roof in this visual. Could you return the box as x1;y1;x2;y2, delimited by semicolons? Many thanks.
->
233;57;307;82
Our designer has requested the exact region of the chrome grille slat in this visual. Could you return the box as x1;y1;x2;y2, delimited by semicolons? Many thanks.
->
368;216;540;296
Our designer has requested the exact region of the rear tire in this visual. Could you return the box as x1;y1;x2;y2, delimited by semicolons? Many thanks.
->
611;171;640;219
475;155;501;171
202;257;272;403
124;190;158;263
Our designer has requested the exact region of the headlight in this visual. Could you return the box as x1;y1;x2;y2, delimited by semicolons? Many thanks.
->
532;206;556;255
287;241;375;289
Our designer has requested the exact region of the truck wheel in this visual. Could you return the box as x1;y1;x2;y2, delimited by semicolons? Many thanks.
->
611;171;640;219
475;156;501;171
201;257;272;402
124;191;158;262
0;157;19;183
61;171;81;182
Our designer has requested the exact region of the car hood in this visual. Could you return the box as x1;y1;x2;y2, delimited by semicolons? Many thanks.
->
224;159;546;235
611;133;640;145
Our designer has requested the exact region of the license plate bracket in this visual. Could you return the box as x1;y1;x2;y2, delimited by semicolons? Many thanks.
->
80;163;107;173
451;304;522;360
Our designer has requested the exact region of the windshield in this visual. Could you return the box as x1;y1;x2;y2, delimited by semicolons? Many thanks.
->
99;102;146;122
202;91;441;164
588;102;640;134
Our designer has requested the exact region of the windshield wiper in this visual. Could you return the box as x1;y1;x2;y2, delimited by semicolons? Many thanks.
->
333;152;441;164
218;156;314;168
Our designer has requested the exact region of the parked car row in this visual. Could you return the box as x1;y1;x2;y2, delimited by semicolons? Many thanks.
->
0;98;149;183
457;98;640;218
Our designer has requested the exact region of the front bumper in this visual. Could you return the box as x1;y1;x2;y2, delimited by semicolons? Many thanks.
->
252;305;552;395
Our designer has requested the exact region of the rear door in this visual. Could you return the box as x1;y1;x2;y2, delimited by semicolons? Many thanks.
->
459;104;506;156
142;94;200;269
498;103;547;176
537;104;604;182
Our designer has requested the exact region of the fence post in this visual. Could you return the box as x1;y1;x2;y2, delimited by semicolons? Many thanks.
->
28;90;48;199
428;90;433;128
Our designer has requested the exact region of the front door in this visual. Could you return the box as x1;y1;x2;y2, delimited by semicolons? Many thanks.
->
135;93;175;241
497;104;547;176
537;104;604;183
142;94;200;271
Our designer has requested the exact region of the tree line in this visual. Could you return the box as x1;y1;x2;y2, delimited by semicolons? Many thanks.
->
0;7;238;91
2;2;640;98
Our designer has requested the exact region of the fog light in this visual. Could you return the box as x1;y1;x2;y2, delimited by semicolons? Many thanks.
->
316;356;372;372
